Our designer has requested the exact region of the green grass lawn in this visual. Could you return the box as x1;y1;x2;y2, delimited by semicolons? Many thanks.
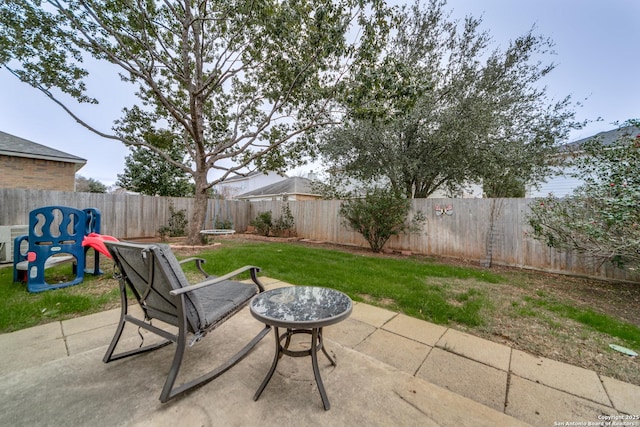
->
1;240;639;354
185;241;504;327
0;264;120;332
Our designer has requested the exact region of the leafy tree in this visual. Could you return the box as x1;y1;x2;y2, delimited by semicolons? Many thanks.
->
116;133;194;197
0;0;391;244
319;0;580;199
528;120;640;271
339;187;425;252
75;175;107;193
482;174;526;198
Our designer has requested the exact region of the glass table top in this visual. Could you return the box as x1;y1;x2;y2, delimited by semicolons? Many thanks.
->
250;286;352;328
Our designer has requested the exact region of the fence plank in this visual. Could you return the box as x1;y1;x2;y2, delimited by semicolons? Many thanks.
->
0;188;637;282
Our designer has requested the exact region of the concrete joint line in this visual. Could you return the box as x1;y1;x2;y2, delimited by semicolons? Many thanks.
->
598;375;616;410
503;347;514;413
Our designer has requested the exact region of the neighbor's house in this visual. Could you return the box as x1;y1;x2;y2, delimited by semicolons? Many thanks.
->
0;131;86;191
214;170;286;200
528;126;640;198
236;176;320;201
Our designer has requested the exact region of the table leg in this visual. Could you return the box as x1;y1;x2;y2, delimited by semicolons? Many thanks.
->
318;327;336;366
312;328;331;410
253;326;281;401
281;328;292;359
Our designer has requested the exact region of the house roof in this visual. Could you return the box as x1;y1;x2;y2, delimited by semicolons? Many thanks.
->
0;131;86;167
237;176;318;199
566;125;640;149
221;170;287;183
221;170;263;183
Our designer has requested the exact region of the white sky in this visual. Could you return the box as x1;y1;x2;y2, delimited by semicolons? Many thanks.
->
1;0;638;186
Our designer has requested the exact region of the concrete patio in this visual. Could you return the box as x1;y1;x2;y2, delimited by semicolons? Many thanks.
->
0;278;638;426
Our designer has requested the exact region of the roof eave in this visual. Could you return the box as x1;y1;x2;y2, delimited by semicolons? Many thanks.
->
0;150;87;165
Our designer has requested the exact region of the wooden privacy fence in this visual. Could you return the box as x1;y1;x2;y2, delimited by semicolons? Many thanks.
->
1;188;637;282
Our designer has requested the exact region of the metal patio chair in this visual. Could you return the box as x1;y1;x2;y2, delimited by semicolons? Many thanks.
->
103;241;270;402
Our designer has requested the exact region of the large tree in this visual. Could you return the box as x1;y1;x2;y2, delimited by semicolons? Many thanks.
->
116;132;194;197
318;0;580;198
528;121;640;271
0;0;391;243
75;175;107;193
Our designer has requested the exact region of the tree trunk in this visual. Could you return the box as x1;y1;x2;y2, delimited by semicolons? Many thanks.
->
186;174;209;245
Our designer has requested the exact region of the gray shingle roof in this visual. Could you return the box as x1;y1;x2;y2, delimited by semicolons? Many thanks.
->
0;131;86;165
566;126;640;148
237;177;318;198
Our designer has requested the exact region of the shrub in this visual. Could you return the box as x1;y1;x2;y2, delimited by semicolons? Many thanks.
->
339;188;425;252
158;204;188;241
273;204;295;237
214;217;233;229
251;211;273;236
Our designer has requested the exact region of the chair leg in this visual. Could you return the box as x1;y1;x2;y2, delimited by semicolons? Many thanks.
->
103;283;174;363
160;325;271;403
103;281;130;363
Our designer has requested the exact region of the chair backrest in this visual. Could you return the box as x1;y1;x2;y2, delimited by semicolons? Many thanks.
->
104;241;205;333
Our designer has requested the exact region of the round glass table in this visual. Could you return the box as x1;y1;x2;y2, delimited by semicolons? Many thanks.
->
250;286;352;410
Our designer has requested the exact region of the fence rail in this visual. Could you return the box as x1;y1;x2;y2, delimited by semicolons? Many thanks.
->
1;188;637;282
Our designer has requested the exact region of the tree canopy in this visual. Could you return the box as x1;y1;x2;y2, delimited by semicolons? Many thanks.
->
75;175;107;193
318;0;581;198
0;0;392;243
116;132;194;197
528;120;640;271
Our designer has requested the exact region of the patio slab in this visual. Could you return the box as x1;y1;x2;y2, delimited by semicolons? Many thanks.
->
350;302;397;328
510;349;611;405
382;313;447;346
435;328;511;371
601;375;640;414
506;375;617;426
324;317;377;348
0;306;529;427
354;328;431;374
417;347;508;412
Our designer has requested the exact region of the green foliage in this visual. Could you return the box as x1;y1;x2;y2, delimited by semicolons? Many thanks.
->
117;139;194;197
319;0;580;198
0;0;393;244
483;174;526;198
339;188;425;252
528;120;640;270
273;204;295;236
214;217;233;230
251;205;296;237
75;175;107;193
158;203;188;241
251;211;273;237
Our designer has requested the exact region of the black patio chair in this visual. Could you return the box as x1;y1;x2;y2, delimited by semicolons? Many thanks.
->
103;241;270;402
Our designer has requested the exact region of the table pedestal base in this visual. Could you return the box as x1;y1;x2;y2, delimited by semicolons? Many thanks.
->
254;327;335;410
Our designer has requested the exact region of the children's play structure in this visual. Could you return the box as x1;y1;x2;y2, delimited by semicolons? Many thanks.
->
13;206;117;293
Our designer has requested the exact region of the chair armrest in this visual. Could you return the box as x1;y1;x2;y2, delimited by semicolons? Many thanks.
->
169;265;262;296
178;257;208;277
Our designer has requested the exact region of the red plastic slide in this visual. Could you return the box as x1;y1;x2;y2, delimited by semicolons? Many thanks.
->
82;233;119;258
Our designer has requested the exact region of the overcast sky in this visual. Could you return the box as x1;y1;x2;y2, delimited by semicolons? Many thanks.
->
1;0;638;186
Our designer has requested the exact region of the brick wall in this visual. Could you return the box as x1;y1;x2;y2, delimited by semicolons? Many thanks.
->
0;155;76;191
